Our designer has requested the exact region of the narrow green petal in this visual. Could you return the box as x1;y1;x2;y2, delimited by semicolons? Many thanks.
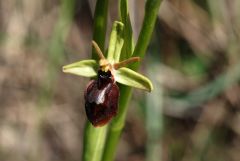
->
115;67;153;92
62;59;98;77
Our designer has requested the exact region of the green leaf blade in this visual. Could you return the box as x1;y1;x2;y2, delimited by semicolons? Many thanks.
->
115;67;153;92
62;59;98;77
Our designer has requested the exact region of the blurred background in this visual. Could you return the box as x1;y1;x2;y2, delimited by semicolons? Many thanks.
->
1;0;240;161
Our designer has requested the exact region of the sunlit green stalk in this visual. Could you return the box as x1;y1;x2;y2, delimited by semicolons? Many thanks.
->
82;1;109;161
102;0;162;161
82;124;108;161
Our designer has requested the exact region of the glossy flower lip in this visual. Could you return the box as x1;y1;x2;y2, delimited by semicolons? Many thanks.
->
84;71;119;127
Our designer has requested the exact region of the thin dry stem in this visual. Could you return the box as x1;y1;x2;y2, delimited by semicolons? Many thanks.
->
114;57;140;69
92;40;105;60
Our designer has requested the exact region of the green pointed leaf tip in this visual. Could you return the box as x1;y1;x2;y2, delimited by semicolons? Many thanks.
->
115;67;153;92
62;59;98;77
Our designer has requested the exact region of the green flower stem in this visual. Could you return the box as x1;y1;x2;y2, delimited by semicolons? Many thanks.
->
82;123;108;161
102;0;162;161
82;1;109;161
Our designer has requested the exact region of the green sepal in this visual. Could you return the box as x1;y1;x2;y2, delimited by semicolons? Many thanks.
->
62;59;98;77
107;21;124;63
115;67;153;92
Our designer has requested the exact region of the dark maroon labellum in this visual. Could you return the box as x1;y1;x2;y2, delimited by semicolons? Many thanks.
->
84;70;119;127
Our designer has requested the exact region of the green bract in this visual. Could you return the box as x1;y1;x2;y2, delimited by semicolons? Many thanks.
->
62;21;153;92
